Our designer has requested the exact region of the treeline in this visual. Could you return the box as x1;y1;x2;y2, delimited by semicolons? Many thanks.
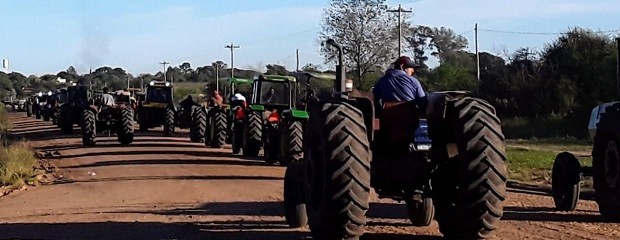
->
0;28;617;139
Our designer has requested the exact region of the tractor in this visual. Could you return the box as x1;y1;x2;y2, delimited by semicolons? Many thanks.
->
80;90;134;146
551;101;620;221
51;88;69;126
282;39;507;239
58;85;92;134
136;81;175;136
31;92;47;119
204;77;253;148
239;75;309;164
42;91;59;122
169;95;207;143
25;96;33;117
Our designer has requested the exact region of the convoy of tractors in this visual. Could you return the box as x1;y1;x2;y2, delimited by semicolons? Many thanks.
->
18;39;620;240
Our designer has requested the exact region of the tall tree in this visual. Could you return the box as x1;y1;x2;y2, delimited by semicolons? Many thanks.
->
320;0;400;87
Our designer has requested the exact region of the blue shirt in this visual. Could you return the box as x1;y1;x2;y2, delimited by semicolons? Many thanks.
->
373;69;426;103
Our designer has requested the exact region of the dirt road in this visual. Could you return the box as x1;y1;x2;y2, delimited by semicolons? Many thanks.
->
1;112;618;240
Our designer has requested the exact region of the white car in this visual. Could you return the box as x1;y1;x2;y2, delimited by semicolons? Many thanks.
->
588;101;619;141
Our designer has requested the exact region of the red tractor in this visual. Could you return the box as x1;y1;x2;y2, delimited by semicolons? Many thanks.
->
283;39;507;239
81;90;135;146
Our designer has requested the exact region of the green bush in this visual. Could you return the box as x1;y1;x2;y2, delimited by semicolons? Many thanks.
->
501;115;589;140
0;142;38;187
0;104;9;143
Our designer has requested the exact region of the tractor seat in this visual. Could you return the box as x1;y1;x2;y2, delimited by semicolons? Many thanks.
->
378;101;420;147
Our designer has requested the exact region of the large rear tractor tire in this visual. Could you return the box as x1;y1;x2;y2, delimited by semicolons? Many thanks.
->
278;120;303;166
210;111;227;148
592;104;620;221
164;107;175;137
305;101;371;240
284;158;308;228
60;105;73;134
432;97;507;239
551;152;581;211
117;107;134;145
243;111;262;157
189;106;207;142
81;109;97;146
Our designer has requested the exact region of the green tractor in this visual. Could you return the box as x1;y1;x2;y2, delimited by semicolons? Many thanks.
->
204;77;253;148
239;75;309;165
136;81;175;136
283;39;507;239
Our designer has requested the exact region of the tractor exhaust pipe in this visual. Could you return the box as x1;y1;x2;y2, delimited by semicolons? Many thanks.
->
325;39;347;96
616;37;619;99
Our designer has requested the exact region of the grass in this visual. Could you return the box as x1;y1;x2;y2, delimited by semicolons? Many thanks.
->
0;142;39;188
506;143;593;184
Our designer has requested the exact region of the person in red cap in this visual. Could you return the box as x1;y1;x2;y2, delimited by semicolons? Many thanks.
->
373;56;428;113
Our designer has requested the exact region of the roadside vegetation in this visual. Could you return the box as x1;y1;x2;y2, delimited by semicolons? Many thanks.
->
506;138;592;184
0;104;40;192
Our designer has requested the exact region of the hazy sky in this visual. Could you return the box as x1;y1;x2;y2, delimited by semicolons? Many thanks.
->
0;0;618;76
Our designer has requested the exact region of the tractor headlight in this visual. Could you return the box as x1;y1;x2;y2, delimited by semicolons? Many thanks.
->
149;81;155;86
165;82;171;87
47;91;52;96
38;92;43;97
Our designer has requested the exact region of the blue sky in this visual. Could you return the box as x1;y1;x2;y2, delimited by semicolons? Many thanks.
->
0;0;619;76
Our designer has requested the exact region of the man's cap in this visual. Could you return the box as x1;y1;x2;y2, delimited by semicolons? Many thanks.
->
393;56;420;69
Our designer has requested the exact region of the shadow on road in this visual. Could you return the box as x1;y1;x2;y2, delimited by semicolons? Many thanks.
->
55;175;283;185
502;206;604;222
0;220;440;240
0;221;305;240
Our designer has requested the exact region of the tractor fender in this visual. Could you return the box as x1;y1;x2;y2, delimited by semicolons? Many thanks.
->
425;91;469;122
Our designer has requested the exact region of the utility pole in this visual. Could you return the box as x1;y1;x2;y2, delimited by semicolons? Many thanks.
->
215;63;220;92
160;61;169;82
388;4;412;54
296;49;300;72
225;43;240;78
475;23;480;82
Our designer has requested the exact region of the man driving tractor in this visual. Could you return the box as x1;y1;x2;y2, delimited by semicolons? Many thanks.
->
372;56;428;155
373;56;428;113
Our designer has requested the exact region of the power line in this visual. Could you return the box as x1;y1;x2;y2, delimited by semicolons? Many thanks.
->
479;28;620;35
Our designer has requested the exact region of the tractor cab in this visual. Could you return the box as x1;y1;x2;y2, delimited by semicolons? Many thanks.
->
144;81;173;104
113;90;132;106
251;75;296;112
292;72;335;111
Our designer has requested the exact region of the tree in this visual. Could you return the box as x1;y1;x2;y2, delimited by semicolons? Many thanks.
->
320;0;400;87
265;64;289;75
180;62;192;74
301;63;322;72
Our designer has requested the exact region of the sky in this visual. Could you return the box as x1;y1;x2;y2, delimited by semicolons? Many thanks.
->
0;0;619;76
